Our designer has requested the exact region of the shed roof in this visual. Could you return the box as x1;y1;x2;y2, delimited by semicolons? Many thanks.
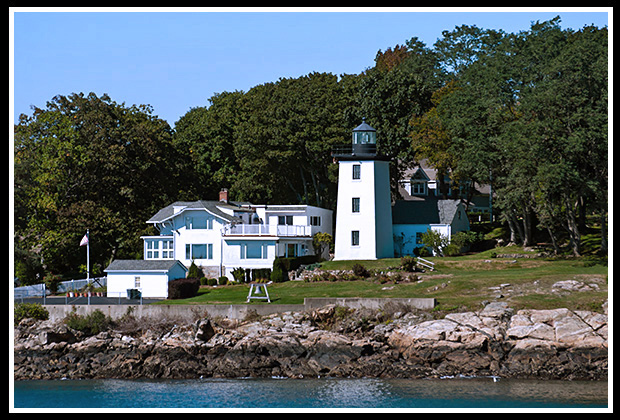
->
105;259;187;272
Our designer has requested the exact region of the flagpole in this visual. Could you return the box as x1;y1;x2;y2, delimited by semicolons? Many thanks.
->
86;229;90;282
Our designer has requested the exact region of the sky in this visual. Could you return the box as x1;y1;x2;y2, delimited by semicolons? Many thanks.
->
10;7;611;128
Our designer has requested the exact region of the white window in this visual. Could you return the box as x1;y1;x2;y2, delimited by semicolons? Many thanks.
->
351;231;360;246
310;216;321;226
186;243;213;260
185;216;213;230
241;243;268;259
352;197;360;213
146;240;159;259
134;276;141;288
352;164;361;180
161;240;174;259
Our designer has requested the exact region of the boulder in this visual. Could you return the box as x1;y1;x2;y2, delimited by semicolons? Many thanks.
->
194;318;215;342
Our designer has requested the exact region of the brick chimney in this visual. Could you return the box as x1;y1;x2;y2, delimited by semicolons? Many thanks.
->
219;188;229;203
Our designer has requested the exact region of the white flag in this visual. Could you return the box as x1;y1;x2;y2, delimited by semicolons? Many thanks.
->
80;233;89;246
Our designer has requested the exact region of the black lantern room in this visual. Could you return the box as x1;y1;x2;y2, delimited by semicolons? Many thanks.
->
352;118;377;145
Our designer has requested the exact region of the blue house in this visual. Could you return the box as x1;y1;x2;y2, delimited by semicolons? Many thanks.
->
391;198;470;257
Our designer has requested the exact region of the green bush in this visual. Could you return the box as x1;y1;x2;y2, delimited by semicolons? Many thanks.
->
187;261;202;279
206;278;218;286
252;268;272;282
271;257;289;283
43;273;63;294
168;278;200;299
231;267;246;283
352;263;369;278
63;309;111;335
400;255;417;272
14;303;49;324
443;243;461;257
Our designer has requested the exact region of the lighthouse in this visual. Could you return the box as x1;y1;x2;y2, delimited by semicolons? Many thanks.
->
332;119;394;260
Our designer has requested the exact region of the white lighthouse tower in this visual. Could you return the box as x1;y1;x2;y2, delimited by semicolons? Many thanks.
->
333;119;394;260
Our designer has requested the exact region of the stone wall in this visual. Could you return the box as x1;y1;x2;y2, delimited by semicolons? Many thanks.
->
42;297;436;322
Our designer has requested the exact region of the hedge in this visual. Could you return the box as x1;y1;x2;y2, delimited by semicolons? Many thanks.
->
168;278;200;299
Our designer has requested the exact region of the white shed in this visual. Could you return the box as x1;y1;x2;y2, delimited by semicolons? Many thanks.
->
104;260;188;299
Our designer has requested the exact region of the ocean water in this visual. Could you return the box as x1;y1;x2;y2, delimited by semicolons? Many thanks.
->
13;377;608;410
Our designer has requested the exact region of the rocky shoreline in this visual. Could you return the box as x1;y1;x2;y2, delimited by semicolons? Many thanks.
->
14;302;607;381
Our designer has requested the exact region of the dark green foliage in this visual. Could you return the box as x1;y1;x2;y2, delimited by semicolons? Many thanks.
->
187;261;202;279
63;309;111;336
271;257;289;283
13;18;607;285
352;263;369;278
168;278;200;299
14;303;49;324
400;255;417;272
231;267;246;283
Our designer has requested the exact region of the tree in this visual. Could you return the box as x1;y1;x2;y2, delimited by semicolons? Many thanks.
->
14;92;180;281
232;72;351;208
352;37;444;196
418;18;607;255
173;91;245;200
508;20;608;255
420;229;450;257
312;232;333;259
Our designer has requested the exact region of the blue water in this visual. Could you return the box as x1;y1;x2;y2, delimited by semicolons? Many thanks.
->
13;377;608;409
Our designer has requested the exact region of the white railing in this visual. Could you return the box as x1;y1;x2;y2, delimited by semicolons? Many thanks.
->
222;224;312;237
416;257;435;271
14;277;107;299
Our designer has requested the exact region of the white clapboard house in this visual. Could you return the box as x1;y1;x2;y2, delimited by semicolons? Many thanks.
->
105;190;332;298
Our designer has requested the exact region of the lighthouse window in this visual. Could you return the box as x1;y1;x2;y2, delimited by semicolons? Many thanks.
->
351;231;360;246
352;164;361;179
352;197;360;213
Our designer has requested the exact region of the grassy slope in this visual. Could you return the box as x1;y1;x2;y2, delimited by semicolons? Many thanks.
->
157;246;608;313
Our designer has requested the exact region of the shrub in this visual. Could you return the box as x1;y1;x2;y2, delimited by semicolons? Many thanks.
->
187;261;202;278
271;257;289;283
43;273;63;294
218;276;229;285
206;278;218;286
451;231;483;249
14;303;49;324
443;243;461;257
421;229;450;256
352;263;369;278
416;246;432;257
63;309;111;335
231;267;246;283
168;278;200;299
252;268;272;282
400;255;417;272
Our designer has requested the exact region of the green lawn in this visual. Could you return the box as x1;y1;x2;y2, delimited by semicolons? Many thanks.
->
156;247;608;313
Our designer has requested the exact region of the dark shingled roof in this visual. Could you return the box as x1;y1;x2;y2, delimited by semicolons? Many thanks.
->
105;259;187;272
392;199;461;225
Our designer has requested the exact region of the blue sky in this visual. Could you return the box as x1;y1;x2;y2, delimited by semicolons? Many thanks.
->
11;8;610;127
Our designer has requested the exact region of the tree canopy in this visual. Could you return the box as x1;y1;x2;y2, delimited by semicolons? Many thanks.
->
13;17;607;283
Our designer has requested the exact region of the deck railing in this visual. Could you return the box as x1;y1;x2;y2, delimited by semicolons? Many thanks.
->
222;224;312;237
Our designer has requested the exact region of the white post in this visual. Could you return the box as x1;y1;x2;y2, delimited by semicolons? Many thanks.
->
86;229;90;282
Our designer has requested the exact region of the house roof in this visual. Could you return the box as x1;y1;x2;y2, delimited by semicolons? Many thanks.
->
147;200;246;224
392;198;462;225
105;259;188;272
